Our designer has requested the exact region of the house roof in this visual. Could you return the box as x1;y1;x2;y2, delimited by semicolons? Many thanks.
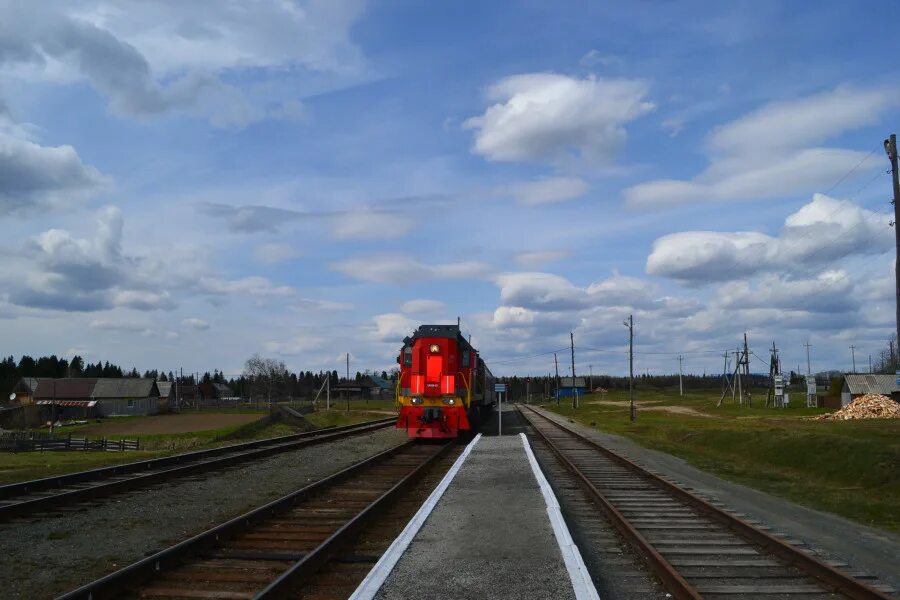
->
212;382;233;395
559;377;586;388
368;375;394;390
844;373;898;395
34;379;98;400
92;379;159;399
157;382;173;397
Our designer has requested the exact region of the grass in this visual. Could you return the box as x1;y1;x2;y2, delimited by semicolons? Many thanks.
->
0;407;398;485
542;387;900;532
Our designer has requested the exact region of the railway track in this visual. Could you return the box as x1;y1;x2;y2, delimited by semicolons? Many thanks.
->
520;405;895;600
57;439;452;600
0;417;395;522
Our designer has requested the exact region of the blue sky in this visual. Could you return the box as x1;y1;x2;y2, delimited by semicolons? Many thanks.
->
1;0;898;378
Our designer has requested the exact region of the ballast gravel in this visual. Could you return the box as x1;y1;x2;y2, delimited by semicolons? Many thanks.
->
0;427;406;600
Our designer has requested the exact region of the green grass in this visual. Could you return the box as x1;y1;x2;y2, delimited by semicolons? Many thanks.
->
542;387;900;532
0;418;300;484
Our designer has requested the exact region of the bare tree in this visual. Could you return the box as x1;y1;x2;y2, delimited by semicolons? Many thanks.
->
243;354;289;406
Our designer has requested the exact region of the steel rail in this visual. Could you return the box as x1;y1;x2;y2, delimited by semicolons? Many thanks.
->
521;405;893;600
255;441;453;598
0;417;395;521
522;407;701;600
56;439;450;600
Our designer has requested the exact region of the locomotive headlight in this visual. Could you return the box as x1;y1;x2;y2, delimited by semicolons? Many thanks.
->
442;397;455;406
429;344;440;353
411;397;423;405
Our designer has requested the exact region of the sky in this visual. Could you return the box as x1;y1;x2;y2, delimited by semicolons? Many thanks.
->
1;0;898;379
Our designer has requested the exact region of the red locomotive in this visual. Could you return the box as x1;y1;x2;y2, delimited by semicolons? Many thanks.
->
395;324;495;439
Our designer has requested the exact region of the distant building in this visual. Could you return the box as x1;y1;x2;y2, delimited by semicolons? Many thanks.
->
156;381;174;412
368;375;396;399
841;374;899;407
10;377;46;405
556;377;586;398
32;378;160;417
32;378;101;420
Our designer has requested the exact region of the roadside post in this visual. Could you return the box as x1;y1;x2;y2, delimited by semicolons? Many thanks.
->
495;383;507;435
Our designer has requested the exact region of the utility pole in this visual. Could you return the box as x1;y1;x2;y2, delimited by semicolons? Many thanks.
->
850;345;857;373
346;353;349;382
554;352;560;405
869;354;873;373
678;355;684;396
804;341;812;375
742;332;751;405
570;331;577;409
624;315;635;422
589;365;593;394
883;134;900;360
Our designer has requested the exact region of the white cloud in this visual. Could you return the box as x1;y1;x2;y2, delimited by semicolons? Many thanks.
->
464;73;654;164
0;1;368;127
0;113;109;215
182;317;211;330
254;243;300;265
291;298;353;312
513;249;570;268
716;271;857;314
646;194;892;282
197;276;294;297
401;299;445;316
332;254;493;284
371;313;417;342
510;177;588;205
625;86;895;208
89;319;152;334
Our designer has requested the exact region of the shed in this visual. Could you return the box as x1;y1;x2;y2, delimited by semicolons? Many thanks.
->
332;381;373;400
368;375;395;399
10;377;47;405
556;377;587;398
92;379;160;416
841;374;898;407
156;381;174;412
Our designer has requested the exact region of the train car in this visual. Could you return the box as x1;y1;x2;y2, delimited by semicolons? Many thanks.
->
395;324;495;439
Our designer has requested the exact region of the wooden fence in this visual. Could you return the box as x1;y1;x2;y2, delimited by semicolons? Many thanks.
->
0;431;140;452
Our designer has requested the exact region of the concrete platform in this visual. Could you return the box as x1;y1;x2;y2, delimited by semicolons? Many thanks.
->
372;430;581;600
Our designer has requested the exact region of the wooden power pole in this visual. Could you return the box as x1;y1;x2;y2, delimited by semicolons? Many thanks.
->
570;332;577;408
885;134;900;360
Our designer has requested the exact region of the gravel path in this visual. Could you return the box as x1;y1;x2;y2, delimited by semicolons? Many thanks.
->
0;427;406;600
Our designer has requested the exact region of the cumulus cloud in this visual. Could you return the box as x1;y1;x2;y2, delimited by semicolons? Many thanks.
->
510;177;588;205
0;113;108;216
646;194;892;282
464;73;654;164
625;86;895;208
371;313;417;342
716;271;857;314
291;298;353;312
2;205;297;312
332;254;492;284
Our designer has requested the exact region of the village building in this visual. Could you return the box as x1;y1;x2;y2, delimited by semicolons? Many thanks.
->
556;377;587;398
840;374;899;407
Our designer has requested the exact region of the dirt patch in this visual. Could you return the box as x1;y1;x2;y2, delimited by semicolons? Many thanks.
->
78;413;262;435
585;399;718;418
643;405;719;418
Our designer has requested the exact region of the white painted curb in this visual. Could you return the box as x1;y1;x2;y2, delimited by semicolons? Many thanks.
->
521;432;601;600
348;433;482;600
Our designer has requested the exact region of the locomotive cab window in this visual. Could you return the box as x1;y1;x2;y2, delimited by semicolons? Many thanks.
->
402;346;412;366
461;350;470;368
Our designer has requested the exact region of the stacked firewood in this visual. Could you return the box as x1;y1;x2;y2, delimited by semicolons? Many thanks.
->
815;394;900;420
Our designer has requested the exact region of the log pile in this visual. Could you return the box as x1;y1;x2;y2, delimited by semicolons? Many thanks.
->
815;394;900;420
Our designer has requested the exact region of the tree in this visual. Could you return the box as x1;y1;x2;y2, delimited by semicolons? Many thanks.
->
243;354;289;405
69;355;84;376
